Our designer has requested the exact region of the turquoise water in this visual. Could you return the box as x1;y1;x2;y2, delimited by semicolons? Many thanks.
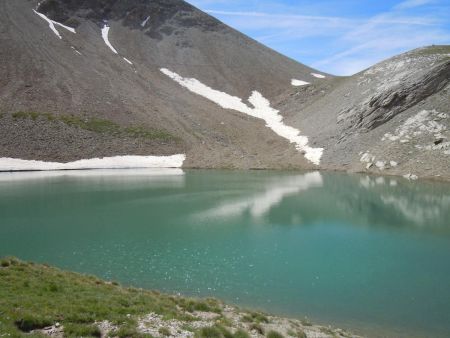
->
0;169;449;337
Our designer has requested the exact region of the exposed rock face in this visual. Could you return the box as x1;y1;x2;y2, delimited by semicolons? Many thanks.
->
277;46;450;180
338;56;450;132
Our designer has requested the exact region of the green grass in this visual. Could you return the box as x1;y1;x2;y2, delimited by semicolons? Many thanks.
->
241;311;269;324
0;257;224;337
194;324;249;338
266;331;285;338
10;112;176;142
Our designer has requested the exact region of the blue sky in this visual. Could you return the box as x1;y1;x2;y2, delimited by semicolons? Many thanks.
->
187;0;450;75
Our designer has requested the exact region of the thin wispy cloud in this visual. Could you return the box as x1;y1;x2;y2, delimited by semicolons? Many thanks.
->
188;0;450;75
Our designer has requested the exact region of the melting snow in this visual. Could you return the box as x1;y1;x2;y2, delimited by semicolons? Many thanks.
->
0;155;186;172
160;68;323;165
33;10;76;39
141;16;150;27
123;57;133;65
101;24;118;54
311;73;326;79
291;79;310;86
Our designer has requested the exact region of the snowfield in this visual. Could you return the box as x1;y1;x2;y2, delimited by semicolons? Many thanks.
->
161;68;323;165
101;24;118;54
311;73;326;79
0;155;186;172
291;79;310;86
33;10;76;39
123;57;133;65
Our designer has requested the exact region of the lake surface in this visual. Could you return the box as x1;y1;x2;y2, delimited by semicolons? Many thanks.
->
1;169;449;337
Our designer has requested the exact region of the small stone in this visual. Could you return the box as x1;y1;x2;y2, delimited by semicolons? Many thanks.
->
434;138;443;145
390;161;398;167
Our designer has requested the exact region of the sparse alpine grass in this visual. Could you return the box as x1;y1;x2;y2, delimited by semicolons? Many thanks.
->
0;257;230;337
266;330;285;338
10;111;176;142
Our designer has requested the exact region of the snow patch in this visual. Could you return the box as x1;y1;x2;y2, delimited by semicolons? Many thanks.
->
123;57;133;65
101;24;118;54
311;73;326;79
33;10;76;39
291;79;310;87
141;16;150;27
0;155;186;172
160;68;323;165
71;46;82;55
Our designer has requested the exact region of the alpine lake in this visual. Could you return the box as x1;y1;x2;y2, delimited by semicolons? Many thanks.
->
1;169;449;337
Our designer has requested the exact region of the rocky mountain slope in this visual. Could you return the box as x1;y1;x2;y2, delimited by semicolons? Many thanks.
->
276;46;450;180
0;0;448;179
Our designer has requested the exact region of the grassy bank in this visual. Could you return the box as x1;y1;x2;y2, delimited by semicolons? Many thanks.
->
10;112;177;142
0;257;353;338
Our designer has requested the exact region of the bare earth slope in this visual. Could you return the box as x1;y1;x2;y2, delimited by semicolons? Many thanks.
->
0;0;448;179
0;0;326;170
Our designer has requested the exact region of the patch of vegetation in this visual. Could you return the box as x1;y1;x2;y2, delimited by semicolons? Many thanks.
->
0;257;209;337
64;323;102;337
414;45;450;57
241;311;269;324
249;323;264;335
110;324;153;338
158;326;171;336
10;112;176;142
233;330;250;338
178;297;222;314
266;331;285;338
194;325;250;338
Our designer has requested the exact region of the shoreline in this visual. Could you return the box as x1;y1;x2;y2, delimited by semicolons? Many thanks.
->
1;164;449;184
0;257;359;338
